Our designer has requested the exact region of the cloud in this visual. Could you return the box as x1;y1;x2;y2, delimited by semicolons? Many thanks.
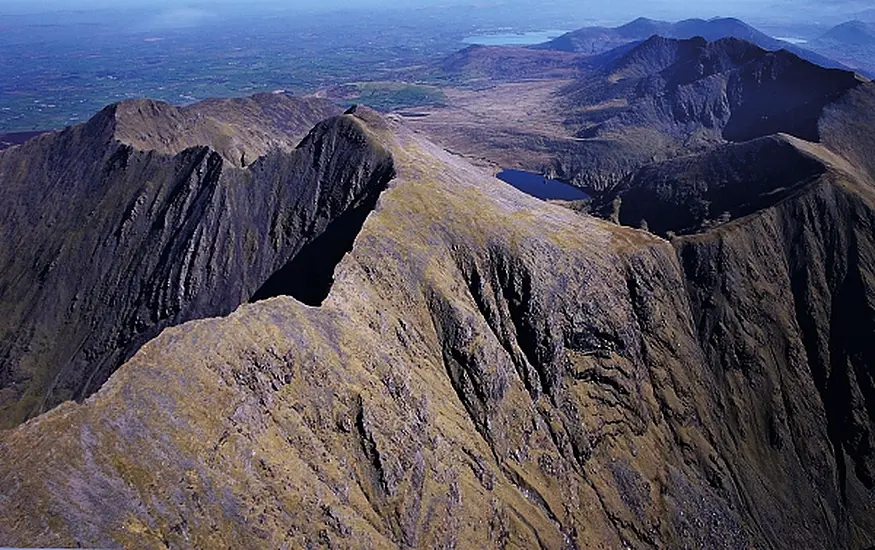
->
138;7;217;31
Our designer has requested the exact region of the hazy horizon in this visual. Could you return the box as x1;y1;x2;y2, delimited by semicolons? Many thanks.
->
2;0;874;132
2;0;873;26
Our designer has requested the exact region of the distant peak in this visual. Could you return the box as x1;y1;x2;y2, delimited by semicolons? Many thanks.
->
344;104;390;132
708;35;765;52
821;20;875;44
632;34;707;52
617;17;667;34
838;19;870;28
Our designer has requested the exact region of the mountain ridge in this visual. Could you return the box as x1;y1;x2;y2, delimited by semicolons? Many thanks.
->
1;102;874;548
0;27;874;550
0;98;391;428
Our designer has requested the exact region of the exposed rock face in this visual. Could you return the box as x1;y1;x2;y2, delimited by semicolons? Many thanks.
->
674;176;875;548
0;105;873;549
0;96;393;428
586;83;875;548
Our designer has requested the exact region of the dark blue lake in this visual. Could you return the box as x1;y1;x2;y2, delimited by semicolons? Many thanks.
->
497;170;590;201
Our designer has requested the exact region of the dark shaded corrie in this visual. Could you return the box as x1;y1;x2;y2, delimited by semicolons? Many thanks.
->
251;165;394;307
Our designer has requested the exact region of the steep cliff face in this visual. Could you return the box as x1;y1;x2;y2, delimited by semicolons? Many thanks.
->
586;84;875;548
0;98;393;428
674;174;875;548
0;110;873;549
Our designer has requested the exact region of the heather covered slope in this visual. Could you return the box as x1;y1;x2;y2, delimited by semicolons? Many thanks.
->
428;45;587;84
670;160;875;548
0;95;388;428
0;110;874;549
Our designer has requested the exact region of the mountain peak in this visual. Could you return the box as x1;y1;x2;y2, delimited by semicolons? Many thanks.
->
616;17;667;35
78;93;340;166
0;102;392;428
820;20;875;45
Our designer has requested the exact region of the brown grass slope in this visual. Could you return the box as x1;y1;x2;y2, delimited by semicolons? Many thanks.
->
0;109;873;548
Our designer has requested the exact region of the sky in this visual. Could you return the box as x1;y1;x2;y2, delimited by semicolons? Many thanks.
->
0;0;871;29
0;0;868;16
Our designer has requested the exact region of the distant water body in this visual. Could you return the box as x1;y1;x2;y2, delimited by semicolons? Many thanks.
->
497;170;589;201
462;29;568;46
775;36;809;44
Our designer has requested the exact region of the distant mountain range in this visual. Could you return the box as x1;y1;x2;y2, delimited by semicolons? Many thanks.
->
562;35;862;145
413;35;866;193
808;20;875;75
535;17;869;77
852;8;875;22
